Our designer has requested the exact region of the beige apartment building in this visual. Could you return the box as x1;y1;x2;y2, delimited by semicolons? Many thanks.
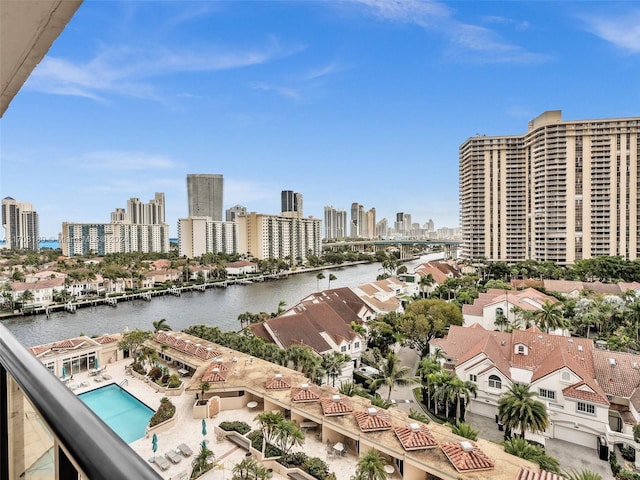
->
460;110;640;265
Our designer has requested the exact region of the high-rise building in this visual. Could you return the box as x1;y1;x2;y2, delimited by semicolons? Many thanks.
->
61;193;169;256
187;174;223;221
350;203;364;238
178;217;238;258
460;110;640;264
324;206;348;240
236;212;321;264
394;212;411;236
375;218;389;238
2;197;39;250
281;190;303;218
364;208;376;239
225;204;247;222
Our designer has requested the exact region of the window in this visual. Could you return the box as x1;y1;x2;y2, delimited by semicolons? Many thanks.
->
488;375;502;389
577;402;595;415
561;371;571;381
340;346;347;353
517;345;525;354
539;388;556;401
469;374;477;382
354;342;360;349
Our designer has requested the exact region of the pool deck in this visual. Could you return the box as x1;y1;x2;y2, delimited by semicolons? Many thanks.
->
71;358;355;480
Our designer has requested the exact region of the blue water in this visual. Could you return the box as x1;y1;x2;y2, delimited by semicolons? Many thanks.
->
79;384;154;443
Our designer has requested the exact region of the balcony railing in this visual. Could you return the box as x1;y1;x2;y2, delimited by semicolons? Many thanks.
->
0;322;161;479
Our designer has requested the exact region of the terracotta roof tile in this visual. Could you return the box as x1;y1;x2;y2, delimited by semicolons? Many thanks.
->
266;374;291;390
562;382;609;405
393;423;438;450
94;335;118;344
516;468;566;480
592;350;640;398
202;363;231;383
354;408;392;432
320;395;353;416
154;332;223;360
441;441;495;472
291;384;321;402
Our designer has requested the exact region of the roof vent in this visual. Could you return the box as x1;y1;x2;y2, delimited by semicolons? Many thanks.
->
538;335;543;339
460;441;474;452
367;407;378;416
275;373;283;379
301;383;309;390
212;367;220;374
195;343;201;348
185;339;191;344
216;358;224;363
500;340;506;346
332;394;341;402
610;358;616;367
578;345;583;352
568;339;574;343
633;362;639;369
409;423;420;432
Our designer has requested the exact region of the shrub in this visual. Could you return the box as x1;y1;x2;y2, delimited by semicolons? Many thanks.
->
280;452;308;468
147;366;162;381
131;362;145;375
620;444;636;462
149;397;176;427
167;374;182;389
610;451;621;477
219;421;251;435
302;457;330;480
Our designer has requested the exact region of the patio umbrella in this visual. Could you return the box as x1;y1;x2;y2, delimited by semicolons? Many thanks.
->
201;419;207;437
61;366;67;379
94;356;99;370
152;433;158;453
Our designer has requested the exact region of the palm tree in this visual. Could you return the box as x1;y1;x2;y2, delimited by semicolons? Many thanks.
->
416;356;441;409
418;273;435;298
191;443;215;479
369;352;418;402
255;411;284;454
498;383;549;439
152;318;172;332
450;421;478;440
533;300;565;333
198;381;210;403
328;273;337;289
274;419;304;455
353;449;388;480
503;437;560;473
447;376;478;422
321;351;349;387
562;469;603;480
316;272;325;291
233;457;268;480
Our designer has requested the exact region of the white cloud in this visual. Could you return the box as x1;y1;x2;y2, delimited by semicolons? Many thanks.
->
27;38;306;101
580;11;640;53
250;82;302;101
77;151;179;170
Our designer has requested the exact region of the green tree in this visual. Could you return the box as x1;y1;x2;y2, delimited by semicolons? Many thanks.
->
255;411;285;454
562;469;603;480
418;274;435;298
397;299;463;356
353;449;388;480
152;318;172;332
447;376;478;422
190;443;215;479
450;421;478;440
321;351;349;387
328;273;337;289
369;352;418;402
274;419;304;455
498;383;549;440
503;437;560;473
316;272;325;291
533;300;565;333
416;356;441;409
117;329;152;359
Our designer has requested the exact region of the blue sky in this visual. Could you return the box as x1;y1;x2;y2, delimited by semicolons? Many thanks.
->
2;1;640;238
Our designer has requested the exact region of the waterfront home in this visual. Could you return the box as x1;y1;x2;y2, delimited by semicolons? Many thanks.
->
432;324;640;467
351;277;417;315
9;278;65;308
225;260;258;276
413;261;461;293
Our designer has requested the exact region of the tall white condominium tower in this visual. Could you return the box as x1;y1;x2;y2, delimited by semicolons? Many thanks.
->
187;174;223;221
226;204;247;222
2;197;39;250
61;193;169;256
236;212;321;264
323;206;348;240
460;110;640;265
281;190;303;218
350;203;364;238
178;217;238;258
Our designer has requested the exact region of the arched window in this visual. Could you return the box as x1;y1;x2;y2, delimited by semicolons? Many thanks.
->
488;375;502;389
496;307;504;316
562;371;571;382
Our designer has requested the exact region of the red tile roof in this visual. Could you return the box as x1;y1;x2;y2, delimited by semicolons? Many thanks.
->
202;362;231;383
320;395;353;416
592;349;640;398
393;423;438;450
562;382;609;405
291;384;321;402
441;441;494;472
517;468;566;480
154;332;222;360
353;408;392;432
266;374;292;390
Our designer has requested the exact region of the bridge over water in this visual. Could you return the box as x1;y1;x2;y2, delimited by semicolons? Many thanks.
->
323;239;461;260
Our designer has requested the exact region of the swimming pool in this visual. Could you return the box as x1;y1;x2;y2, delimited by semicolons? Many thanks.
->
79;384;154;443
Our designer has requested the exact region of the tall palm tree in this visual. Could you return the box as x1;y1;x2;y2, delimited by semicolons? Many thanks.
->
274;419;304;455
369;352;418;402
255;411;284;453
416;356;441;409
328;273;337;289
354;450;388;480
498;383;549;439
316;272;325;291
321;351;349;387
418;273;435;298
450;421;478;440
533;300;565;333
447;376;478;422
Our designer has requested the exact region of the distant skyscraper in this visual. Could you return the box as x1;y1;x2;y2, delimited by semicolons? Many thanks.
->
364;208;376;239
125;193;165;225
187;174;223;221
324;206;348;240
281;190;303;218
2;197;39;250
350;203;364;238
376;218;389;238
226;204;247;222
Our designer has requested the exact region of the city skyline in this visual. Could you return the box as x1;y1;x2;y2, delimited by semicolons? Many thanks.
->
2;1;639;237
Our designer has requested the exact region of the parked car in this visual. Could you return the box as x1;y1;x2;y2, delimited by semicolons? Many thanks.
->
358;366;380;376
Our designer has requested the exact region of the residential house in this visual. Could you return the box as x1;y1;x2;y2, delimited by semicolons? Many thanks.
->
225;260;258;276
10;278;65;307
432;325;640;465
413;261;461;296
351;277;417;315
462;288;560;332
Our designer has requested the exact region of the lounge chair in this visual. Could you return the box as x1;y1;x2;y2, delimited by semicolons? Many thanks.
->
176;443;193;457
152;456;170;471
165;449;182;464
